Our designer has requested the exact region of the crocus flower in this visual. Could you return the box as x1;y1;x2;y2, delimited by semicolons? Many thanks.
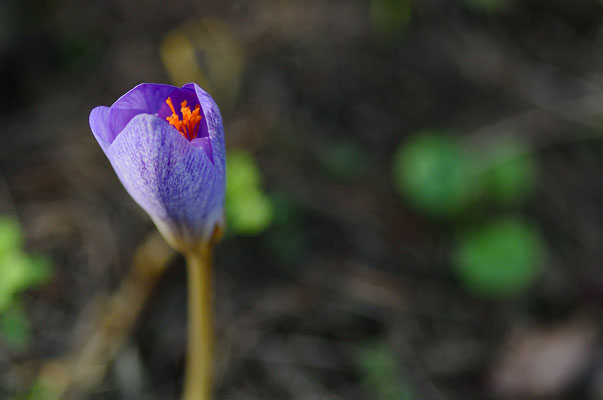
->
89;83;225;250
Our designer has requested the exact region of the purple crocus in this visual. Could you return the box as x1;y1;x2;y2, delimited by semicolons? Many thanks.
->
89;83;225;250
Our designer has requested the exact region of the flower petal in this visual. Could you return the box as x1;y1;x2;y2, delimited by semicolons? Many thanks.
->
112;83;178;113
89;106;112;153
191;137;214;164
90;106;142;152
106;113;225;247
183;83;226;175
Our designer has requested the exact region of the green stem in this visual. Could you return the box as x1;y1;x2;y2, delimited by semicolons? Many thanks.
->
183;245;213;400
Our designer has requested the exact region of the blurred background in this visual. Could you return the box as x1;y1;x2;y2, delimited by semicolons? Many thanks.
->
1;0;603;399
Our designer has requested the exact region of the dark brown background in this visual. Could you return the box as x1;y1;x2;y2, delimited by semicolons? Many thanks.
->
1;0;602;399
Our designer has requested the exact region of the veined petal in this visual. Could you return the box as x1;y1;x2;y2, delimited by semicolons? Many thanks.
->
183;83;226;175
107;113;225;248
90;106;141;152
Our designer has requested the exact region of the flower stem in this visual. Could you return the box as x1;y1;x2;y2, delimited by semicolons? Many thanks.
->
183;244;213;400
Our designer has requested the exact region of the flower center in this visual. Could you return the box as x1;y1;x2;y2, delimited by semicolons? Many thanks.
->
165;97;203;140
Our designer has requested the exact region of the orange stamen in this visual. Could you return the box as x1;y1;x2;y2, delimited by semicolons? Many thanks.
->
165;97;203;140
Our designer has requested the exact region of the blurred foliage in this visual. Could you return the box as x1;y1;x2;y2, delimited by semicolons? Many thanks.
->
0;217;52;351
1;304;30;351
265;193;308;263
393;133;538;212
393;132;546;297
0;251;52;313
226;151;274;235
357;342;415;400
14;380;61;400
0;217;52;313
482;139;537;205
392;133;479;217
459;0;512;12
0;216;22;255
371;0;413;38
160;17;244;108
319;139;369;182
453;218;545;297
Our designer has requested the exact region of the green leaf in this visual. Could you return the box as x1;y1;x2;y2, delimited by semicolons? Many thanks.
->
1;304;31;351
227;151;261;195
0;252;52;313
227;188;273;235
0;252;31;313
226;151;274;235
453;218;546;297
0;217;23;257
392;133;480;217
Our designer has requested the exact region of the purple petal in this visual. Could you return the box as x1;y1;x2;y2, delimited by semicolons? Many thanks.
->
112;83;177;113
191;137;214;164
91;83;180;149
183;83;226;175
89;106;112;152
106;113;225;246
90;106;142;151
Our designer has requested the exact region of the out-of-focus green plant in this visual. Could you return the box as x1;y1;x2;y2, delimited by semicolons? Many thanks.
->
482;139;537;205
0;216;52;350
1;304;30;351
392;132;480;217
319;139;369;182
0;216;22;255
0;217;52;313
266;193;307;263
453;218;545;297
459;0;511;12
371;0;413;37
14;379;61;400
226;151;273;235
357;342;415;400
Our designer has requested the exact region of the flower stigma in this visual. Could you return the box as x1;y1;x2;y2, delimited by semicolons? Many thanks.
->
166;97;203;140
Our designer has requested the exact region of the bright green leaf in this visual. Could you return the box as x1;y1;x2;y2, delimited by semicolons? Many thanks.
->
392;133;480;217
0;252;32;312
453;218;546;297
0;247;53;314
0;217;23;257
226;151;274;235
227;151;261;195
227;188;273;235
